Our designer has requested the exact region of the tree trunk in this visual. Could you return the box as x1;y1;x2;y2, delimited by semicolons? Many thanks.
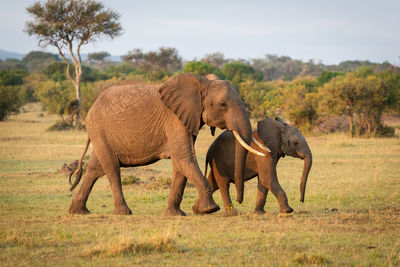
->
56;45;82;129
74;81;82;128
348;114;353;138
73;58;82;129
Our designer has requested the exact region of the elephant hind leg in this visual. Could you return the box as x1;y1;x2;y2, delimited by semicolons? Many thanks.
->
69;151;105;214
164;169;187;216
92;138;132;215
211;160;236;215
207;161;219;193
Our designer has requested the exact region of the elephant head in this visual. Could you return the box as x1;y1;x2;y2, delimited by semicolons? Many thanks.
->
257;117;312;203
159;73;264;203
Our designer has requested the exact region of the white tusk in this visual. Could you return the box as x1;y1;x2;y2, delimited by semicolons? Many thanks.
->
232;131;266;157
252;137;271;153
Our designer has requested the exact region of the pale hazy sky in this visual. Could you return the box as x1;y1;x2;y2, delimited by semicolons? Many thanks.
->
1;0;399;65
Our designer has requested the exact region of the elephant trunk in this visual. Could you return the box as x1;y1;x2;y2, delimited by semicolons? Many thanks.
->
300;150;312;203
230;115;252;204
234;140;248;203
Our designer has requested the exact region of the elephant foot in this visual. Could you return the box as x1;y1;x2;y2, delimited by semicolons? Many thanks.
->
192;197;220;215
280;207;294;214
113;205;132;215
164;206;186;216
69;205;90;215
254;208;266;215
225;205;239;216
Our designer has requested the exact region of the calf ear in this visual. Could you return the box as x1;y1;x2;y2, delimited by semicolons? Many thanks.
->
159;74;204;135
257;117;283;157
275;117;289;126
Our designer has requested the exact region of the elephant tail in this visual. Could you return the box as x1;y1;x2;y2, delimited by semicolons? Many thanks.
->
204;152;218;192
204;156;209;178
69;138;90;191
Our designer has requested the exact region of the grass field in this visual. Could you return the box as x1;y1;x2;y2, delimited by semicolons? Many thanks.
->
1;102;399;266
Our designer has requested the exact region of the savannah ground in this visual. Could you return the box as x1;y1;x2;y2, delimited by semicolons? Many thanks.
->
0;102;399;266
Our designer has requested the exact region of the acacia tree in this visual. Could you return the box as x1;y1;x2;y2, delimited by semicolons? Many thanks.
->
25;0;122;127
319;69;399;137
88;51;111;69
319;73;361;137
122;47;182;80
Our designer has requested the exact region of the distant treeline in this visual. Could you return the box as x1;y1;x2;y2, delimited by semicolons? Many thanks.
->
1;49;399;137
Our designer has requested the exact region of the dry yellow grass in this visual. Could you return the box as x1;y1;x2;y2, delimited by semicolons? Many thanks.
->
0;102;399;266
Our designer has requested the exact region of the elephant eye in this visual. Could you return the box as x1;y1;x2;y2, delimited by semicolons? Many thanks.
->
219;101;227;108
293;140;298;146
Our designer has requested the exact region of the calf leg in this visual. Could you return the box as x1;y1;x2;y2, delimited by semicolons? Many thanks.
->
268;176;293;213
257;158;293;213
211;159;237;215
254;177;268;214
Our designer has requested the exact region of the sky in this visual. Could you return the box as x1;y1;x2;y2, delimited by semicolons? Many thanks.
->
1;0;399;65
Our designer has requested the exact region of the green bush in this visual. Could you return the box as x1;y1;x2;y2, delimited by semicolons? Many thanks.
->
238;80;287;120
104;62;138;78
0;85;23;121
183;61;224;79
283;77;319;132
376;125;395;137
122;175;142;186
35;80;74;118
42;62;111;82
0;70;27;86
47;120;74;131
222;62;262;87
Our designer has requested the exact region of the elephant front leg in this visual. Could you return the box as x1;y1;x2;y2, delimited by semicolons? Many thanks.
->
168;130;219;214
164;169;187;216
257;160;293;214
185;163;220;214
179;159;219;214
269;180;293;213
254;177;268;215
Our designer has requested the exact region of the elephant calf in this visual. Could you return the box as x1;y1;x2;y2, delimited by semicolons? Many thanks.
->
205;117;312;215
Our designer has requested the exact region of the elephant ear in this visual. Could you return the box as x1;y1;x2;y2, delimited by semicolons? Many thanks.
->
159;74;204;135
257;117;283;157
275;117;289;126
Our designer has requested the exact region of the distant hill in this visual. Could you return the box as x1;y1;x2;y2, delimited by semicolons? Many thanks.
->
0;49;25;60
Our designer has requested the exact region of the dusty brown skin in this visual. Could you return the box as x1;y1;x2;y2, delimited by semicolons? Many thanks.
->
205;117;313;215
69;73;255;216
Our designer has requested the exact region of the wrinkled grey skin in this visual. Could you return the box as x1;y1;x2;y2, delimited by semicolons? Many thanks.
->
69;73;254;216
205;117;312;215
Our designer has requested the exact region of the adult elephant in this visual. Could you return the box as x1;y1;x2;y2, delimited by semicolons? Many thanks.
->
205;117;312;215
68;73;265;216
